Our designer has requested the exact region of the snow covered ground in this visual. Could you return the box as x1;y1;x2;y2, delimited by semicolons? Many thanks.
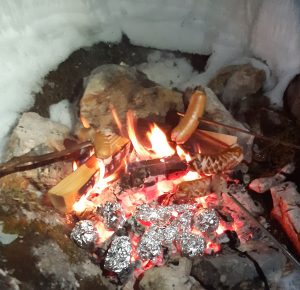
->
1;0;300;157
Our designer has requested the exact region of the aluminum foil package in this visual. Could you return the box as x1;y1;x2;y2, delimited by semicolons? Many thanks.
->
137;227;163;260
70;220;97;249
178;232;206;257
136;204;172;225
160;225;177;245
193;208;219;233
104;236;132;274
97;201;125;230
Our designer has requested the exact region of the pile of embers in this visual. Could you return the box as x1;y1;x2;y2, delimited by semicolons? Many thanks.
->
47;96;249;284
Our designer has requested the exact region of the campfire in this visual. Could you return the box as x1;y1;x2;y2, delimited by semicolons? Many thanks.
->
45;88;247;284
1;62;300;289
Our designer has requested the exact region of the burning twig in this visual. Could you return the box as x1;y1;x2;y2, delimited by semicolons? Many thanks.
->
0;141;93;178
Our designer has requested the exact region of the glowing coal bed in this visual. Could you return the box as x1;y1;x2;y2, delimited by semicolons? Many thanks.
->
66;117;247;285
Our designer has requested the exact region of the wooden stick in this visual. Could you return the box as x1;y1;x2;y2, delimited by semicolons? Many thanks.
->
177;112;300;150
0;141;93;178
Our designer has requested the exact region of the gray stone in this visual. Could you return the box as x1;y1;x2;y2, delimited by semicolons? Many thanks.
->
140;257;204;290
79;64;184;134
5;112;70;160
4;112;72;190
191;241;286;289
208;63;265;112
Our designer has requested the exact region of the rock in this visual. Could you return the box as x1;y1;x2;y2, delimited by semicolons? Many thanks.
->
80;64;184;134
249;163;295;193
208;63;266;112
283;74;300;125
4;112;72;190
191;241;286;290
5;112;70;160
271;182;300;255
139;257;203;290
0;269;20;290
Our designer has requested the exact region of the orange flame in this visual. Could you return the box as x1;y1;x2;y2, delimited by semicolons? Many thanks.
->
176;145;191;162
72;161;78;172
147;124;175;158
110;104;126;136
127;111;151;159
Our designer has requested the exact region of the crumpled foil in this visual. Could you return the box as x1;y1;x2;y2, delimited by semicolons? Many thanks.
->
104;236;132;273
136;203;196;226
137;227;163;260
193;208;219;233
160;225;178;245
70;220;97;249
178;232;206;257
97;201;125;230
136;204;172;225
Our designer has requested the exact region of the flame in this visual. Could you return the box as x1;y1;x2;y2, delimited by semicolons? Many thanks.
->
147;124;175;158
176;145;191;162
95;222;114;244
127;111;151;159
72;161;78;172
110;104;126;136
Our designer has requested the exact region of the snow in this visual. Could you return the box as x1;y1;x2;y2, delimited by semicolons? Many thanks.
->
1;0;300;158
49;100;75;130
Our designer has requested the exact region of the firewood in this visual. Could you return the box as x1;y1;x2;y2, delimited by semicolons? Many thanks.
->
48;155;100;213
93;133;129;159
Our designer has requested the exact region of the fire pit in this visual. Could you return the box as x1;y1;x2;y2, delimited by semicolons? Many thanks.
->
1;40;300;290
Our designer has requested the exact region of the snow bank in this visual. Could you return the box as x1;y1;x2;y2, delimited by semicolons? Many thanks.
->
1;0;300;157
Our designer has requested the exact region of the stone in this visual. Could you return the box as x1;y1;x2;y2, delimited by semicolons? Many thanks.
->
140;257;204;290
283;74;300;125
0;269;20;290
208;63;266;112
79;64;184;134
5;112;70;160
271;182;300;255
3;112;72;190
191;241;286;290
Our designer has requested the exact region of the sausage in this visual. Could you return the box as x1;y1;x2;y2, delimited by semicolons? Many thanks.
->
171;89;206;144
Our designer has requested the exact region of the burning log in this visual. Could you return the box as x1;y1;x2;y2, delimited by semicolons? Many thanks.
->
122;155;188;188
48;155;100;213
190;144;243;175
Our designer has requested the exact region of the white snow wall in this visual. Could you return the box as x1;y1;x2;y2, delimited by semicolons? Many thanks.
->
0;0;299;153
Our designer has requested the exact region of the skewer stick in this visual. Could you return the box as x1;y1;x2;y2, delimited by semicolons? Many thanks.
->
177;112;300;150
0;141;93;178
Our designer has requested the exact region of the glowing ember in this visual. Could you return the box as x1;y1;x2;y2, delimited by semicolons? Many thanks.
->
67;111;245;281
147;124;175;158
